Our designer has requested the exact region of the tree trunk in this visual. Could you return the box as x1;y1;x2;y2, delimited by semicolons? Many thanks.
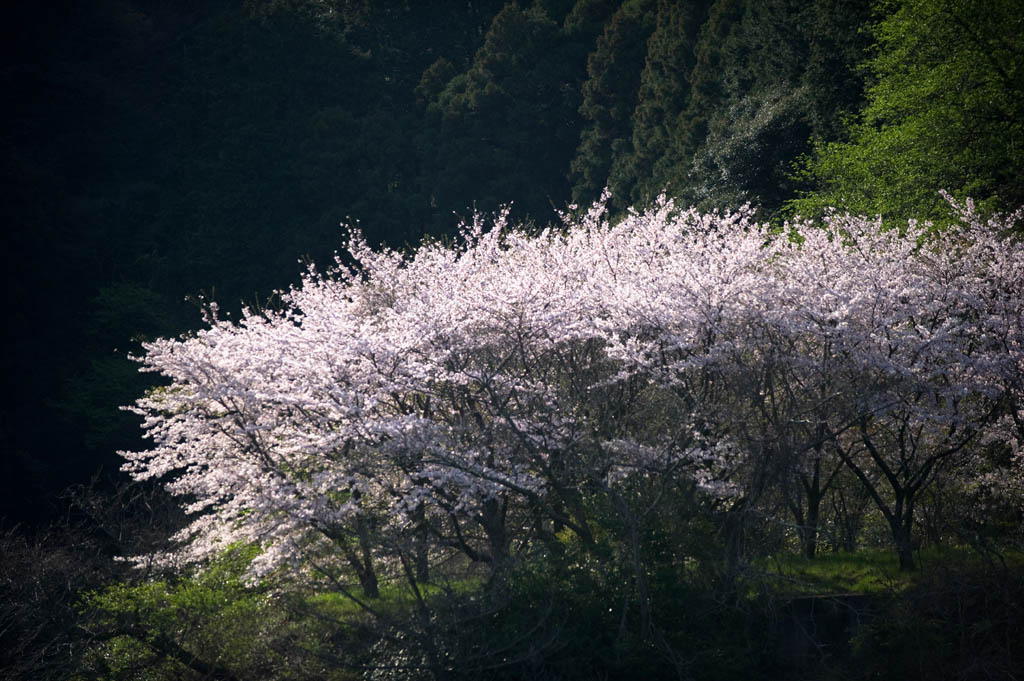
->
339;518;380;598
802;497;820;560
412;506;430;583
415;533;430;584
893;524;915;571
342;544;380;598
479;496;508;570
723;503;746;584
888;492;917;572
888;500;917;571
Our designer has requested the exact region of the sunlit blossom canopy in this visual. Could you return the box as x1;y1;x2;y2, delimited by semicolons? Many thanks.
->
123;195;1024;577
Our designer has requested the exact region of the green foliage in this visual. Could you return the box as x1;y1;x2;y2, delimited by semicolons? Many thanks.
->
675;0;743;163
562;0;622;37
790;0;1024;221
679;0;872;218
799;0;875;143
80;548;272;680
433;518;772;681
62;539;1024;680
687;86;812;215
568;0;872;218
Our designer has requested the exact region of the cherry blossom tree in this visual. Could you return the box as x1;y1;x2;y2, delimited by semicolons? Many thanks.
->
758;198;1024;569
122;193;1023;594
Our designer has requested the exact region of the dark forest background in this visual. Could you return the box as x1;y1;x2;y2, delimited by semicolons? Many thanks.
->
3;0;1021;523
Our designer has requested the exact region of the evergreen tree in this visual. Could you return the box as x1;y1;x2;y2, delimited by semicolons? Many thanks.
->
612;0;712;207
570;0;657;209
673;0;743;181
687;87;812;215
562;0;622;37
418;3;590;227
800;0;874;143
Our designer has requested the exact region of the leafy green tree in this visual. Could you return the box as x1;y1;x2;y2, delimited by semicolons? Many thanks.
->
799;0;875;143
714;0;809;97
791;0;1024;220
79;548;317;681
562;0;621;37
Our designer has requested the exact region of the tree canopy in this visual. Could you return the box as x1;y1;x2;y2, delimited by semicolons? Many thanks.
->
790;0;1024;220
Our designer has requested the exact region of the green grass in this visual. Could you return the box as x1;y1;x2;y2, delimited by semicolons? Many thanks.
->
754;545;1024;597
757;549;909;596
304;573;487;622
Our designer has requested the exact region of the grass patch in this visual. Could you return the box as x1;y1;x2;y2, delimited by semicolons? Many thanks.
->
756;549;913;596
755;546;1024;597
304;574;487;622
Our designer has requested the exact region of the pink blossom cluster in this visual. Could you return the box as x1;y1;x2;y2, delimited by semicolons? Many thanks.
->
122;195;1023;575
